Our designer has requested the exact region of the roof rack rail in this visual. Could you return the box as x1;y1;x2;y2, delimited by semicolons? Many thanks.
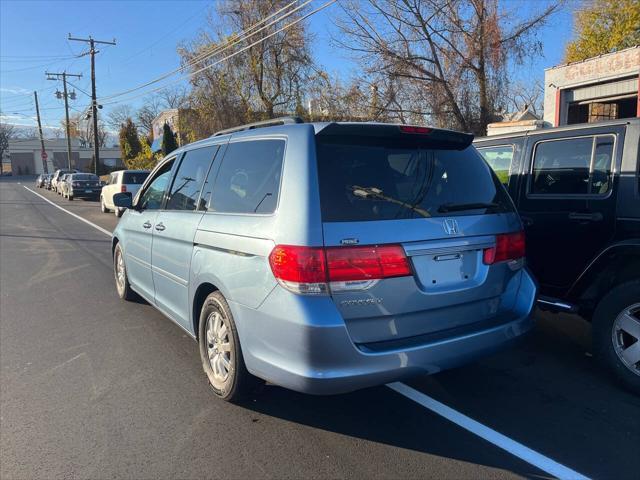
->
212;116;304;137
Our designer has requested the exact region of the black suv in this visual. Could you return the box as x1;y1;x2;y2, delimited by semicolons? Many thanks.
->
474;118;640;394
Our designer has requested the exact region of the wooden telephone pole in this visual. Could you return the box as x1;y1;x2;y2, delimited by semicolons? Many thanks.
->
33;91;48;174
69;34;116;175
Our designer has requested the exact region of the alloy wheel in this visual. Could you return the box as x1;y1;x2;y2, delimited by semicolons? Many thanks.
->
612;303;640;376
205;311;233;389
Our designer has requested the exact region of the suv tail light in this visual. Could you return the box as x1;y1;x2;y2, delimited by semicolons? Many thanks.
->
269;244;411;295
120;185;127;193
483;231;525;265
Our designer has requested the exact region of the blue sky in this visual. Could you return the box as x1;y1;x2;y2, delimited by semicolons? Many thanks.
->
1;0;575;131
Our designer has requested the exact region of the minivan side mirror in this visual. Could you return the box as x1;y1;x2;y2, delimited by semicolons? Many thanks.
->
113;192;133;209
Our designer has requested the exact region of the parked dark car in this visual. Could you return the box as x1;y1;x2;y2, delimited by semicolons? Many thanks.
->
475;118;640;394
62;173;101;200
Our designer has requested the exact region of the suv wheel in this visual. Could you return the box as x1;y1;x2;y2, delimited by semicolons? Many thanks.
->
593;280;640;395
198;291;260;402
113;243;135;301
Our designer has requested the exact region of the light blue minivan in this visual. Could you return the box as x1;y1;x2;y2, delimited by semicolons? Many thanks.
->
112;118;537;401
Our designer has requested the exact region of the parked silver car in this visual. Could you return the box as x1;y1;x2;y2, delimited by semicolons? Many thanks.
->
111;118;537;402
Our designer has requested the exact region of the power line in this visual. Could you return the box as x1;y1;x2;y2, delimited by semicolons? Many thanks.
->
99;0;306;102
1;56;81;73
100;0;337;106
117;2;211;66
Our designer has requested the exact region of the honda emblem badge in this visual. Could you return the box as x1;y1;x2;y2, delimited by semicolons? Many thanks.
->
443;218;459;235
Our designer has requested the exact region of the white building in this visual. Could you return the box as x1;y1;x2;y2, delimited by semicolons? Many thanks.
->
3;138;122;175
544;46;639;126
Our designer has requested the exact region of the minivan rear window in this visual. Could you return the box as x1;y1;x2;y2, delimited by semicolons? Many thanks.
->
122;172;149;184
316;136;512;222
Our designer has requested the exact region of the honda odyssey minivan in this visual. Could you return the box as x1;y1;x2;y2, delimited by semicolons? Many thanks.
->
111;118;537;401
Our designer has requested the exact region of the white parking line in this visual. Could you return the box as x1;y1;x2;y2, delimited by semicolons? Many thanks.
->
24;186;112;237
23;185;589;480
387;382;590;480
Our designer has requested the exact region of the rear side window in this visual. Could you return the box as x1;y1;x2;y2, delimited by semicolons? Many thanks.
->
166;147;216;211
122;172;149;185
316;136;512;222
477;145;514;186
531;135;614;195
209;139;285;214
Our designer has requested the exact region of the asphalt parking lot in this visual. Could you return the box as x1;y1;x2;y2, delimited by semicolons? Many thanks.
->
1;177;639;479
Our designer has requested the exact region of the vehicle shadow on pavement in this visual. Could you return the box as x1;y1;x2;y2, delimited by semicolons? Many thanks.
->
235;311;640;480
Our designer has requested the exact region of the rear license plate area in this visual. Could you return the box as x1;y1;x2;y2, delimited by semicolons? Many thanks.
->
411;250;480;291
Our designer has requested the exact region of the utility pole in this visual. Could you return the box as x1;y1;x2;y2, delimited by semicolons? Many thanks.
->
46;71;82;170
69;34;116;175
33;91;48;174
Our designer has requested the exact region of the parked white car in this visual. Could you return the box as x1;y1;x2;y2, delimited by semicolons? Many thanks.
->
100;170;150;217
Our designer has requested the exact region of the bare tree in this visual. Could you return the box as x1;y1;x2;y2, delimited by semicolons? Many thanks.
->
158;86;188;109
505;79;545;117
107;104;134;130
178;0;315;135
334;0;561;134
136;95;163;138
0;122;16;175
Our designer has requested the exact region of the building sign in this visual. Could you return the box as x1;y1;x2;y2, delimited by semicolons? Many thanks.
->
564;48;639;83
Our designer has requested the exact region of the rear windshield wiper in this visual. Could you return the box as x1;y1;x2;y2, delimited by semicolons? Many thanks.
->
350;185;431;218
437;202;502;213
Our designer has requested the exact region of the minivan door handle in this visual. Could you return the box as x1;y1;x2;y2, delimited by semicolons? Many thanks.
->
142;221;152;229
155;222;166;232
568;212;603;222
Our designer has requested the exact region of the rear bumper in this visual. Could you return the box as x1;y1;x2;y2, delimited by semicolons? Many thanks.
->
69;189;100;198
231;268;537;395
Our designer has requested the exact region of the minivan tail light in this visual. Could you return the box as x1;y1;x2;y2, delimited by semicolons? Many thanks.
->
483;231;525;265
120;185;127;193
326;245;410;281
269;244;411;295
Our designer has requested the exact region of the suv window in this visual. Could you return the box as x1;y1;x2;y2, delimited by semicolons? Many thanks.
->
531;135;614;195
138;159;175;210
209;140;285;214
316;136;512;222
166;147;216;211
477;145;514;185
122;171;149;185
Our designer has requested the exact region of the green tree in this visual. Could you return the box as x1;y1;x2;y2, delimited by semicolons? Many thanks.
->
118;118;142;161
161;123;178;156
126;138;160;170
565;0;640;63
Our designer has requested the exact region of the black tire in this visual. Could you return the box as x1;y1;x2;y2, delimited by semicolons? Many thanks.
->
115;207;123;218
198;291;261;402
68;195;73;201
593;280;640;395
113;242;135;301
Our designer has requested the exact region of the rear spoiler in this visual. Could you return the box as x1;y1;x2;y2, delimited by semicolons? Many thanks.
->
316;123;474;150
